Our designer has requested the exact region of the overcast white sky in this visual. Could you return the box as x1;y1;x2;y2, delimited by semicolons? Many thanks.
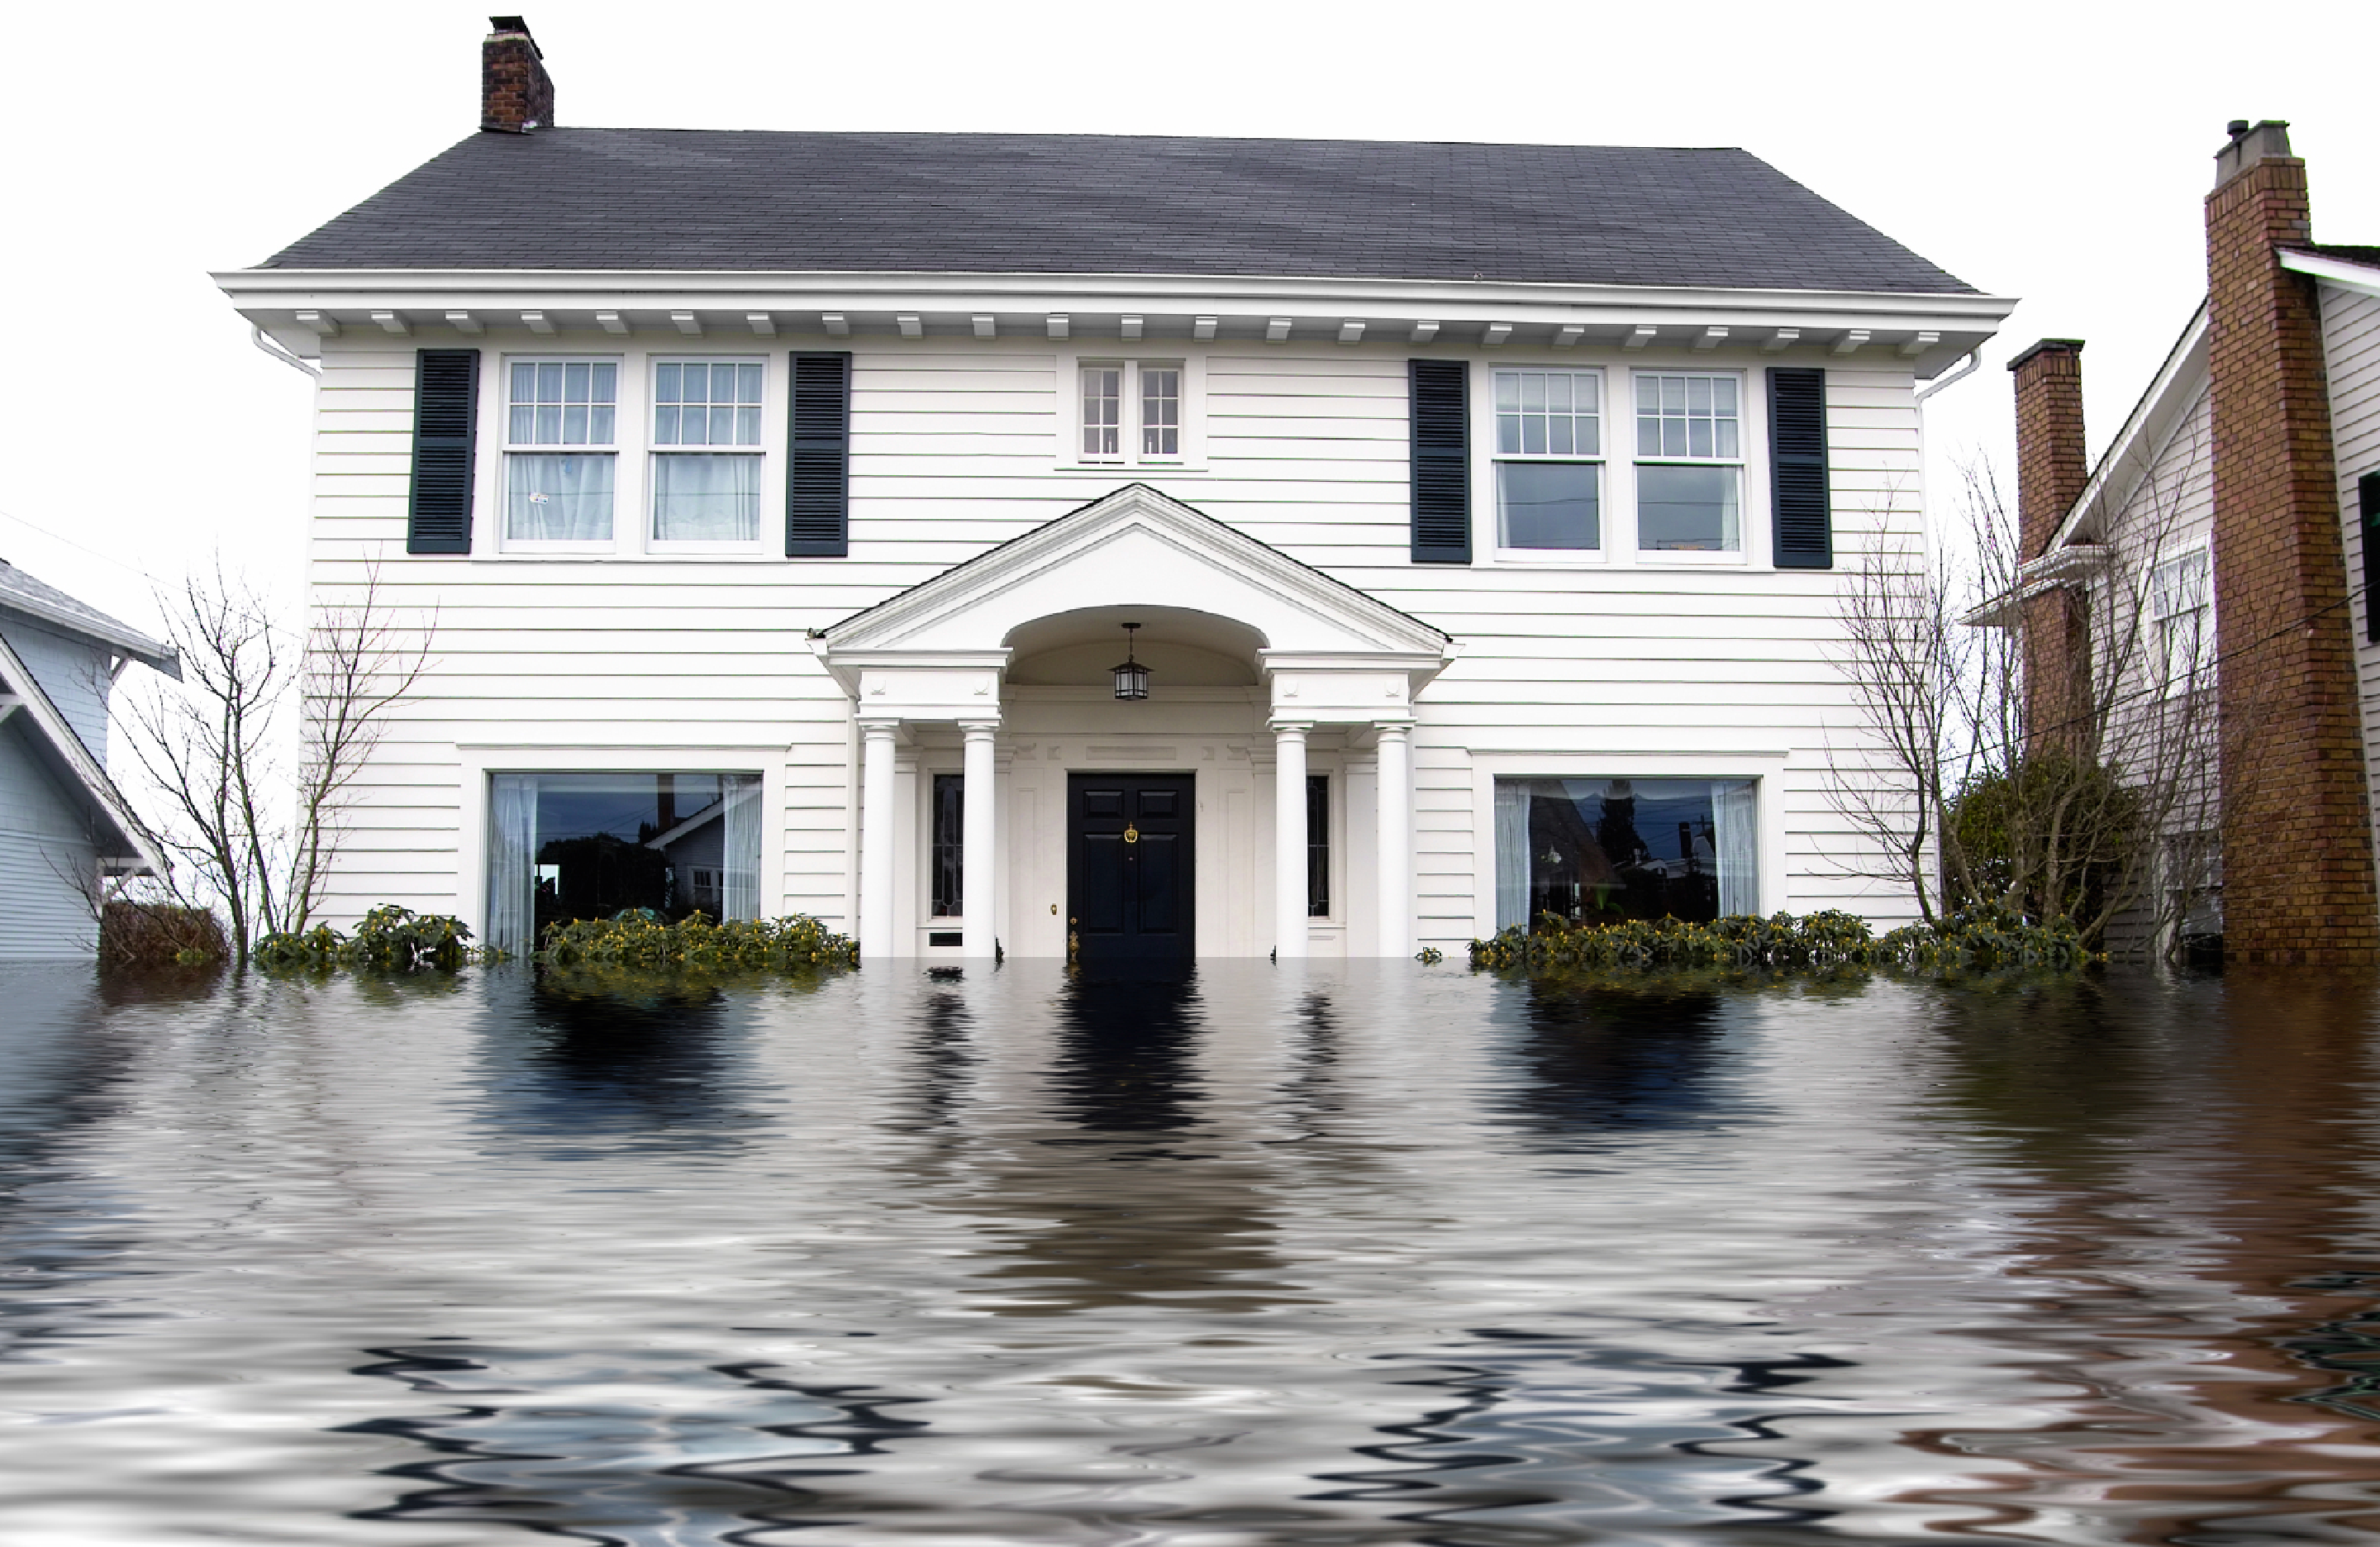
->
2;0;2372;640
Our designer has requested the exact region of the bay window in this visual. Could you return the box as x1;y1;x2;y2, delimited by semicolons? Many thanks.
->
1494;369;1602;553
504;359;618;544
1494;777;1759;930
1634;374;1743;553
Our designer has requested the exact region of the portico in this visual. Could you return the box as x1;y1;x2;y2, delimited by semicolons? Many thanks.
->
815;485;1455;961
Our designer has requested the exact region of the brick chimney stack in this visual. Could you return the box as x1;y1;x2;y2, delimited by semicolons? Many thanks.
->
2205;118;2378;963
2008;339;2092;754
482;16;555;133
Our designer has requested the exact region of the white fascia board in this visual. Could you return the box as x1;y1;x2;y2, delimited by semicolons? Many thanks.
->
0;630;168;876
214;267;2014;354
2046;302;2211;551
2281;249;2380;300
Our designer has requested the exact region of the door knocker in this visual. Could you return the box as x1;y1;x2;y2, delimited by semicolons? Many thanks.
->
1122;823;1140;845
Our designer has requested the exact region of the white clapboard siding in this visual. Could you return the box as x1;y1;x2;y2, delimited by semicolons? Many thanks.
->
2324;283;2380;834
303;336;1929;942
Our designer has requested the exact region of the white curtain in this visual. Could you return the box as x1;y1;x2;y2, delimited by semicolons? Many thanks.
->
1713;778;1759;916
1494;779;1531;931
488;774;536;954
653;454;762;541
721;774;763;921
505;453;615;541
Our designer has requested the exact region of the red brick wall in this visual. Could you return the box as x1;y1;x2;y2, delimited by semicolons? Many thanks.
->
2206;147;2380;962
2009;340;2092;754
482;26;555;133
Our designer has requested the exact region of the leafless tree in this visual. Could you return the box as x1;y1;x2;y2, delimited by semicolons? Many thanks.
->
115;560;431;959
1828;440;2241;959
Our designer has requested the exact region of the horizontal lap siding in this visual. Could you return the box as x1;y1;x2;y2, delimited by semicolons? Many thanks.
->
2323;285;2380;841
308;339;1923;940
0;722;98;959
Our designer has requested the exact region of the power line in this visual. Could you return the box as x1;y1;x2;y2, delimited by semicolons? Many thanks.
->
0;502;165;586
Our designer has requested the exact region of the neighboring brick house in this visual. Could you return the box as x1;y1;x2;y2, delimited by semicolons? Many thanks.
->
2011;121;2380;964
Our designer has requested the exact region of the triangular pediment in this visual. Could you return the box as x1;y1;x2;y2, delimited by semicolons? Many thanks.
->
821;483;1450;659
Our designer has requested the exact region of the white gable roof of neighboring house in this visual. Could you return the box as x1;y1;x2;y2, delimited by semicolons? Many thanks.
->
2044;303;2211;555
0;625;168;877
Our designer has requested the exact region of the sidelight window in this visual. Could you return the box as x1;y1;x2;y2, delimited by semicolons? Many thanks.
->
1307;774;1330;917
1494;777;1757;930
931;774;964;918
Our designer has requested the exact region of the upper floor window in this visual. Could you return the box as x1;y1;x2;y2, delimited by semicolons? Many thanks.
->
505;359;618;544
1493;369;1602;552
2151;547;2215;693
1634;373;1742;553
1079;360;1184;463
652;360;765;543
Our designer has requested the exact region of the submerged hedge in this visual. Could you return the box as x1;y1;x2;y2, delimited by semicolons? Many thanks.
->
1468;907;2097;973
535;910;859;970
253;906;500;969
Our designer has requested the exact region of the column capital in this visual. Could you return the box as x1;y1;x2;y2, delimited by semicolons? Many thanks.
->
1372;716;1416;738
956;716;1001;737
1269;716;1315;736
857;714;902;736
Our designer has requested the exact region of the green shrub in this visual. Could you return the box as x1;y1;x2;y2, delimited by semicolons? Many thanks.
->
252;906;500;969
535;910;859;972
1468;904;2097;974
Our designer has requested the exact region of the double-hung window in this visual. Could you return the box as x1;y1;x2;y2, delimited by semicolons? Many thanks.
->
2151;547;2215;693
1634;373;1744;553
504;359;618;544
1078;360;1184;463
1493;369;1602;553
652;359;765;543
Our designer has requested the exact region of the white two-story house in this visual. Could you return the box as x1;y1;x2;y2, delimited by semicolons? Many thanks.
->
214;18;2011;967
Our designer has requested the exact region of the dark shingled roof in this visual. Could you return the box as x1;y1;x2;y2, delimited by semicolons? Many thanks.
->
262;129;1978;295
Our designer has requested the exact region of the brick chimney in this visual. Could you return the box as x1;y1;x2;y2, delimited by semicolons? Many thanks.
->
2008;339;2092;754
2205;119;2378;963
482;16;555;133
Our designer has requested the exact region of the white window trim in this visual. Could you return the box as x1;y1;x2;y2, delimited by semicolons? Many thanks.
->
454;745;784;947
1488;364;1608;564
492;352;626;555
1629;367;1754;566
646;353;774;555
2149;540;2216;697
1054;350;1207;472
472;347;788;561
1467;752;1789;935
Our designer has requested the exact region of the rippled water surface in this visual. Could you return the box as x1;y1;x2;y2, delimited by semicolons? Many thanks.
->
7;961;2380;1545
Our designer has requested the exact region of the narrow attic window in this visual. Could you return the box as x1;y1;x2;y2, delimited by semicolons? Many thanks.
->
1076;360;1188;466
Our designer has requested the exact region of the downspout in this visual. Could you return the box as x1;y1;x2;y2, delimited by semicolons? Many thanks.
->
1911;349;1983;569
1914;347;1982;404
250;326;320;379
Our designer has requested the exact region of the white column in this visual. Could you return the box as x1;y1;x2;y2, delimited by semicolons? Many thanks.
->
859;718;898;962
959;718;997;959
1375;721;1411;959
1273;720;1310;960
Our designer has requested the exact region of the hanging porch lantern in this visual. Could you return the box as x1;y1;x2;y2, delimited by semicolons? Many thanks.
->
1111;622;1151;701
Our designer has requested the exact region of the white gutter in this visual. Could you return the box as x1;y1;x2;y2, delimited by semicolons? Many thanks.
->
1914;347;1982;402
250;325;320;378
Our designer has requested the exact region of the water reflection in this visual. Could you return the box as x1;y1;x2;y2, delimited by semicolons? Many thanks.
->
7;962;2380;1544
1502;977;1734;1142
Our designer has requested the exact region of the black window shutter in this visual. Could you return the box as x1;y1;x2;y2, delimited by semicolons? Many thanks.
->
2362;471;2380;644
1408;359;1471;563
407;349;480;555
787;351;853;557
1768;367;1832;569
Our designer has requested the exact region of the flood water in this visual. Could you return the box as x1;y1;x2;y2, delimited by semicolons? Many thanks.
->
7;960;2380;1545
